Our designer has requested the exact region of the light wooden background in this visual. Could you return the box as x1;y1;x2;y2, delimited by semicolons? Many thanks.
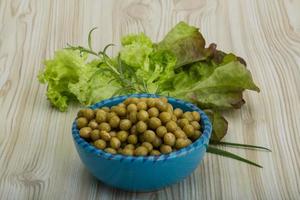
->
0;0;300;199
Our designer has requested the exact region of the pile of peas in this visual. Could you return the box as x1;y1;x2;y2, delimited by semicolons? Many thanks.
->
77;97;202;156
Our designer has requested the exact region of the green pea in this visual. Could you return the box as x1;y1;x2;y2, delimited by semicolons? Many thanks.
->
94;139;106;150
142;142;153;152
127;103;138;112
110;137;121;149
155;100;167;112
175;138;190;149
150;150;161;156
159;112;172;124
183;124;195;137
91;129;100;141
136;121;147;133
124;144;135;150
88;120;98;129
192;111;201;121
191;121;201;130
166;121;177;132
137;101;148;111
148;117;162;130
156;126;167;137
99;122;111;132
77;117;88;129
127;134;138;144
148;107;159;118
160;145;172;154
122;148;134;156
152;136;162;148
173;108;183;118
178;118;189;128
143;130;156;143
134;146;148;156
109;116;120;128
79;127;92;138
164;133;176;146
96;110;107;123
119;119;132;131
104;148;117;154
137;110;149;121
82;109;95;120
117;130;129;142
100;130;111;141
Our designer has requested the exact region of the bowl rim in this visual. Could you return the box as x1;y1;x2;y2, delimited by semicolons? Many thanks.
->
72;93;212;163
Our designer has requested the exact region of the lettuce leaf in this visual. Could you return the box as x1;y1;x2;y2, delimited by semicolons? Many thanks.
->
167;55;259;110
68;60;120;105
38;49;120;111
38;49;87;111
120;33;153;69
157;22;207;67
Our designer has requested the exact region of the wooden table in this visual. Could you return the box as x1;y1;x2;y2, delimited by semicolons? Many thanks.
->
1;0;299;199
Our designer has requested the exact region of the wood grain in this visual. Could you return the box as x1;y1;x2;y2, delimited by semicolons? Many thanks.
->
0;0;299;199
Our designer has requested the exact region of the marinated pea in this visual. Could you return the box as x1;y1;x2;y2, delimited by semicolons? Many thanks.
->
82;109;95;120
136;121;147;133
88;120;98;129
99;122;111;132
156;126;167;137
94;139;106;149
122;148;134;156
148;107;159;117
183;124;195;137
119;119;132;131
164;133;176;146
77;117;88;129
173;108;183;118
100;130;111;141
110;137;121;149
182;112;194;122
142;142;153;152
166;121;177;132
178;118;189;128
150;150;161;156
134;146;148;156
156;100;167;112
159;112;172;124
137;110;149;121
128;112;137;124
192;111;200;121
127;103;137;112
80;127;92;138
96;110;107;123
124;144;135;150
175;138;189;149
152;136;162;148
127;134;138;144
160;145;172;154
91;129;100;141
117;130;129;142
104;148;117;154
148;117;162;130
191;121;201;130
174;129;187;139
109;116;120;128
130;125;137;135
143;130;156;143
137;101;147;111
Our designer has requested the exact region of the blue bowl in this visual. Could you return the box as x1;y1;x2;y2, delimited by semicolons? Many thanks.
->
72;94;212;192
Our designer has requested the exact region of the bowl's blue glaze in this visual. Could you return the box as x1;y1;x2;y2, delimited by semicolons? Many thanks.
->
72;94;212;192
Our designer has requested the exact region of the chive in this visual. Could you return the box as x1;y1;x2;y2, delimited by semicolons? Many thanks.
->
207;146;263;168
210;141;271;152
